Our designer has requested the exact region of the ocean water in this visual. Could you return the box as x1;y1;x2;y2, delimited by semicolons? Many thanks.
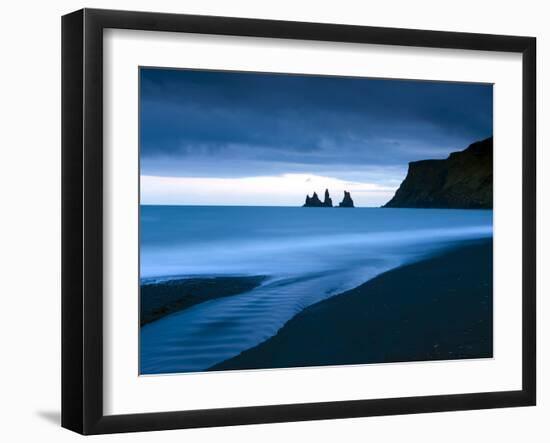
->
140;205;493;374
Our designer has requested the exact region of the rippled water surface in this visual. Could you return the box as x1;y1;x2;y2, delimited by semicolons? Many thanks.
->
140;205;493;374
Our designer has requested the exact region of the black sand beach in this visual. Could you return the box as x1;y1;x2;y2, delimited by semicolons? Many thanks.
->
211;239;493;371
140;275;266;326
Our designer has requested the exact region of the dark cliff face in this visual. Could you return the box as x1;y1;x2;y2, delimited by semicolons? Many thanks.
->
338;191;354;207
384;137;493;209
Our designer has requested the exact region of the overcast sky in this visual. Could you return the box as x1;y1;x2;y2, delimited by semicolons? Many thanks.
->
140;68;492;207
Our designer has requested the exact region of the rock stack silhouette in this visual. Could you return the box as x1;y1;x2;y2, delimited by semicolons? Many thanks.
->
338;191;354;207
303;189;354;208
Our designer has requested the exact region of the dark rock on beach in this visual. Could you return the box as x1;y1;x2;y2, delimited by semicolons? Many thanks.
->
384;137;493;209
338;190;354;207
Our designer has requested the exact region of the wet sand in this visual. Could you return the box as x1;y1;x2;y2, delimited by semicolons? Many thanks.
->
140;275;266;326
211;239;493;371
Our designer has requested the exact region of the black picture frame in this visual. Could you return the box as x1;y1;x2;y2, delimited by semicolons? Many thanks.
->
62;8;536;435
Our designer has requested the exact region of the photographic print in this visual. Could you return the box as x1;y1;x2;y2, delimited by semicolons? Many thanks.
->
139;68;493;375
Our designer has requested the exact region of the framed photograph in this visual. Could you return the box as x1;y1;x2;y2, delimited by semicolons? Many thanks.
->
62;8;536;435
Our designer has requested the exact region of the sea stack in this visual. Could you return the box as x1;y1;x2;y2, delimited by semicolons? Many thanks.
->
303;192;323;207
303;189;333;207
304;189;354;207
323;189;333;207
338;191;354;208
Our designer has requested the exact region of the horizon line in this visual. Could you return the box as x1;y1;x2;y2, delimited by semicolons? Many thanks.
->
140;203;380;209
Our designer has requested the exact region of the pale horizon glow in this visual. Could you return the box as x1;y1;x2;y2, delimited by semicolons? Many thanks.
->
141;173;397;207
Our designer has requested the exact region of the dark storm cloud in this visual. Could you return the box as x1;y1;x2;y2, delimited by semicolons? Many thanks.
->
140;68;492;178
